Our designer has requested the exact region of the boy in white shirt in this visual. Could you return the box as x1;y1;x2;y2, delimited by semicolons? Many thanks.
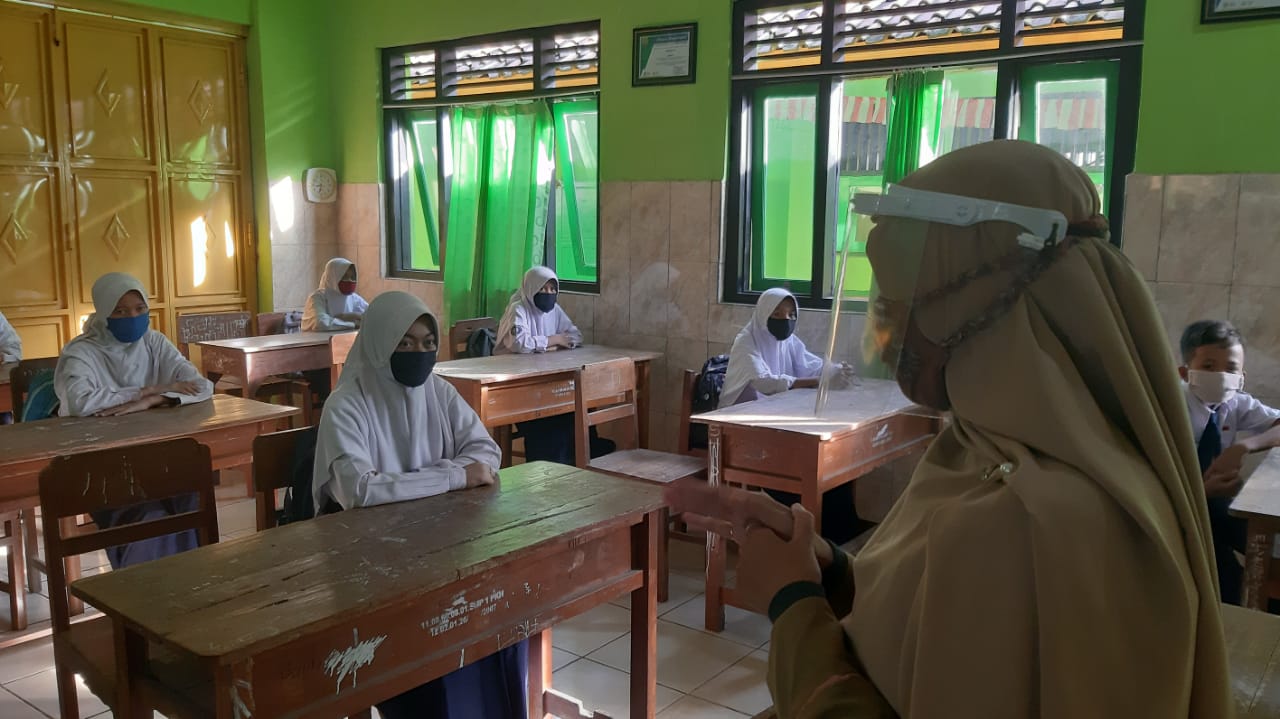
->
1180;320;1280;604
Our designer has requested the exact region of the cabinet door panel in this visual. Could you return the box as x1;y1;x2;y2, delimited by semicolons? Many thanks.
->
170;176;242;298
0;168;61;309
161;37;238;168
64;20;153;162
72;171;161;307
0;7;54;161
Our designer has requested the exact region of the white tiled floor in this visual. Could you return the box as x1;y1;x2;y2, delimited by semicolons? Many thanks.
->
0;489;773;718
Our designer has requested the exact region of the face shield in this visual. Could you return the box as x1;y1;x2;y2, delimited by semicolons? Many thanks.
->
815;183;1068;415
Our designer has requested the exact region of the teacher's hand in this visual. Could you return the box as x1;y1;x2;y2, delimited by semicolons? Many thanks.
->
736;503;822;615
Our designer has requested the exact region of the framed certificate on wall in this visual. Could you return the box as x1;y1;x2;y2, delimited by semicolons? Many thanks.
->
1203;0;1280;23
633;23;697;86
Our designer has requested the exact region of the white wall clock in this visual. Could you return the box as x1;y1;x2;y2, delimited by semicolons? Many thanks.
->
304;168;337;203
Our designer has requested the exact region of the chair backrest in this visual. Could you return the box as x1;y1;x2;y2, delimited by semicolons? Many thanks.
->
573;358;638;468
38;438;219;630
256;312;286;336
10;356;59;421
176;311;251;357
252;427;311;531
677;369;705;456
449;317;496;359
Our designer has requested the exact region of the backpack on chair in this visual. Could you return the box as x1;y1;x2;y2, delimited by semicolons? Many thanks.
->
688;354;729;449
279;427;342;524
465;327;497;359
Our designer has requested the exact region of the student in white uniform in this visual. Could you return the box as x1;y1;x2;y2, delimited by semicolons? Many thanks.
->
312;291;526;718
53;272;213;568
0;310;21;363
722;287;860;543
495;265;582;354
1179;320;1280;605
302;257;369;332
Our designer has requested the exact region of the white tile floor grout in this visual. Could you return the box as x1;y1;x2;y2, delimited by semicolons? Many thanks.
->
0;496;772;718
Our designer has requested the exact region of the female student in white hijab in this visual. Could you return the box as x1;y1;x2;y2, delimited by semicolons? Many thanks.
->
494;266;613;464
54;272;214;568
721;288;861;542
0;310;20;363
302;257;369;332
312;291;525;718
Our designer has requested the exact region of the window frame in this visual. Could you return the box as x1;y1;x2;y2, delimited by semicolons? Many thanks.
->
724;0;1145;310
380;22;602;292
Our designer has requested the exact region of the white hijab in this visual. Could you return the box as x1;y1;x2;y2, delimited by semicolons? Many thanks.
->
720;288;825;407
313;291;500;508
55;272;212;416
498;265;558;337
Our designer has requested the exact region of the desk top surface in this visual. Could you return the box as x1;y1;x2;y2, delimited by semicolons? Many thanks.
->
690;381;929;440
1231;448;1280;522
1224;604;1280;718
194;331;353;353
434;345;662;383
71;462;663;661
0;394;297;466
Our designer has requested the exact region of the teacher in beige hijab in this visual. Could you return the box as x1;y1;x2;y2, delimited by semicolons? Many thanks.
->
670;140;1232;718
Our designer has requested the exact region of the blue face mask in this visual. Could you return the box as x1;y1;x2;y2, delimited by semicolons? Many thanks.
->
106;314;149;343
533;292;557;313
389;350;437;387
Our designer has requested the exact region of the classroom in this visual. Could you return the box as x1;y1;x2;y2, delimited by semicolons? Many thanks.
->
0;0;1279;717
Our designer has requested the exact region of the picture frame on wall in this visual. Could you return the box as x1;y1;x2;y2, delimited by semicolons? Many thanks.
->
632;23;697;86
1202;0;1280;23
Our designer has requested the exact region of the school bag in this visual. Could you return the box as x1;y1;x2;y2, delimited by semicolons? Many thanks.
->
19;369;59;422
279;426;340;524
688;354;729;449
465;327;497;359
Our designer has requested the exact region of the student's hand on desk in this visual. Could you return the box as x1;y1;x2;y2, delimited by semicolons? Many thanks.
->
1205;445;1249;498
165;380;203;396
464;462;498;489
95;394;167;417
792;377;820;389
736;503;822;615
548;334;572;349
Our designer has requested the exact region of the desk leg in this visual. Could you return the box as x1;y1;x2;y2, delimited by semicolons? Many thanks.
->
636;361;651;449
704;425;726;632
62;517;84;616
631;510;659;719
112;620;149;718
496;425;514;468
1243;520;1271;611
528;629;552;719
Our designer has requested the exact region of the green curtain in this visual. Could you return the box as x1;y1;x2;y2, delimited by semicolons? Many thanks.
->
442;101;555;324
883;70;942;187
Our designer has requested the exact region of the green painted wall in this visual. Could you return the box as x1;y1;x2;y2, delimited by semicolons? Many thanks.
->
1136;7;1280;174
324;0;731;183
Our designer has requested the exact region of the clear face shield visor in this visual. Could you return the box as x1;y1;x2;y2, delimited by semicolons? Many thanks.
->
815;184;1067;414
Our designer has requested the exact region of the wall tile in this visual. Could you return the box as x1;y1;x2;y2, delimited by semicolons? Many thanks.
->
559;292;597;332
1157;175;1238;284
670;182;711;263
1153;282;1231;361
1233;175;1280;288
708;341;731;358
665;339;710;416
597;182;632;332
630;182;671;265
629;260;672;336
1121;174;1162;282
1229;285;1280;405
668;261;711;341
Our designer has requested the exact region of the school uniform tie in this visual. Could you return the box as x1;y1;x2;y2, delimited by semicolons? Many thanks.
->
1198;411;1222;474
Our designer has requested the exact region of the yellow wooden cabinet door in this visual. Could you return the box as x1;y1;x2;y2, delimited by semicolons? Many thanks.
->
9;315;68;360
63;19;154;163
160;36;239;169
70;170;162;306
0;6;55;162
0;168;62;311
170;176;242;298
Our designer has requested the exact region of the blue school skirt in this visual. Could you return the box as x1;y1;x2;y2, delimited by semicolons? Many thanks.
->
375;641;528;719
90;493;200;569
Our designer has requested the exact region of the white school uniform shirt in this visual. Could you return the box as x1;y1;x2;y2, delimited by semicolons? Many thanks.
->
54;272;213;417
0;311;21;363
1183;383;1280;448
720;288;826;408
313;291;500;512
303;257;370;331
495;265;582;354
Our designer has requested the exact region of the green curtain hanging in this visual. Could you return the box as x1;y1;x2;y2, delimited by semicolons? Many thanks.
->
883;70;942;187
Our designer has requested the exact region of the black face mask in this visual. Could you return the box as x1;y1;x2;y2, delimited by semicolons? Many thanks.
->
533;292;557;313
766;317;796;342
389;350;437;387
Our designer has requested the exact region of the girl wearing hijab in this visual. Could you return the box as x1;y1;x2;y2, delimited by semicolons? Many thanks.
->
54;272;214;568
0;310;20;363
495;265;582;354
668;141;1234;718
312;291;525;719
720;288;826;408
303;257;369;332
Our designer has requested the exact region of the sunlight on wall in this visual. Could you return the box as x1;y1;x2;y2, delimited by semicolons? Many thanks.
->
270;177;296;234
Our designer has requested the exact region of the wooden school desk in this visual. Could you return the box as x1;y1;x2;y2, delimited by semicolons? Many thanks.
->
0;362;12;414
435;346;662;462
0;394;296;618
691;382;940;631
71;461;665;719
1230;448;1280;610
1223;604;1280;718
193;331;356;399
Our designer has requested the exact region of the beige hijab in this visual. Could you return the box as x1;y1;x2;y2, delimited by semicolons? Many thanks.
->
849;141;1232;718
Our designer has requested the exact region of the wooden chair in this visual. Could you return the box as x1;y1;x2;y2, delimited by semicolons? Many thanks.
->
676;368;708;457
40;438;220;719
449;316;497;360
9;356;60;613
250;429;374;719
573;358;706;601
256;311;286;336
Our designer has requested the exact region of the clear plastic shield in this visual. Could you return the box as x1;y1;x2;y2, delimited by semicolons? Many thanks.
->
815;189;935;421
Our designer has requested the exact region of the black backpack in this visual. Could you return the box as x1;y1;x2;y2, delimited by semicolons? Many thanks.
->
688;354;729;449
465;327;497;359
279;427;340;525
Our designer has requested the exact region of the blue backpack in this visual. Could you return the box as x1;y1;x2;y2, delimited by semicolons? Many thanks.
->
20;369;59;422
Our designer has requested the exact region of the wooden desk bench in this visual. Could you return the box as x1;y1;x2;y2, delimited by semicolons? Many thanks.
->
1230;449;1280;610
71;462;665;719
194;331;354;399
